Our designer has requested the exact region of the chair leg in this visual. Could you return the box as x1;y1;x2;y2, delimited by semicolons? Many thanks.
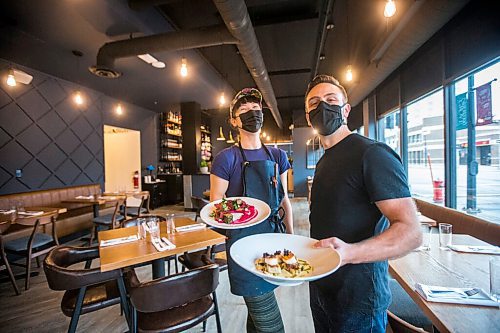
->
36;256;41;268
131;306;138;333
25;253;32;290
1;249;20;295
89;225;96;246
68;287;86;333
213;291;222;333
202;320;207;332
117;276;130;329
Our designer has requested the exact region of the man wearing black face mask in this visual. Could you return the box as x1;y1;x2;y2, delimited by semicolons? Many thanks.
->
210;88;293;333
304;75;422;333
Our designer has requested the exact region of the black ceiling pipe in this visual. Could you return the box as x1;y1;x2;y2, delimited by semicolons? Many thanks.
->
90;25;237;78
213;0;283;129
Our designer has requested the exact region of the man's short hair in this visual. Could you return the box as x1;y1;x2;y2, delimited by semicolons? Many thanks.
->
305;75;348;108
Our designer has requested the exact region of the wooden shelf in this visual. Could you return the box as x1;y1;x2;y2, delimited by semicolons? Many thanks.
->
167;119;182;125
165;132;182;138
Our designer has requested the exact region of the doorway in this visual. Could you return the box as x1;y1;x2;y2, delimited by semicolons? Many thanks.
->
104;125;141;192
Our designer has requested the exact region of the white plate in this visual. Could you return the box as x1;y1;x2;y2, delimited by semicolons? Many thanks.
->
230;233;342;286
200;197;271;230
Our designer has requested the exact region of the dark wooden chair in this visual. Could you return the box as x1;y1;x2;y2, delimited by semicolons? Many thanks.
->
123;193;150;218
44;245;130;333
4;210;59;290
89;197;126;245
178;243;227;273
191;196;209;222
0;220;20;295
387;310;430;333
125;263;222;333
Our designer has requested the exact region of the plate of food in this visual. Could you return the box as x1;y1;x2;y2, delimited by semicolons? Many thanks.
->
230;233;342;286
200;197;271;229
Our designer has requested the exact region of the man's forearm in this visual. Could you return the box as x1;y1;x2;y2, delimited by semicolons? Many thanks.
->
345;222;421;264
281;197;294;233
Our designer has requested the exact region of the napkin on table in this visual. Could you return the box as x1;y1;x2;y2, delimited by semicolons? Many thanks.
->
151;237;176;252
100;235;138;247
75;195;93;199
415;283;499;307
0;209;16;214
17;211;44;216
175;223;206;232
448;245;500;255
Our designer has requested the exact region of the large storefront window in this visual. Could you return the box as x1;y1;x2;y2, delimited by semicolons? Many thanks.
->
378;110;401;155
453;61;499;223
407;90;445;204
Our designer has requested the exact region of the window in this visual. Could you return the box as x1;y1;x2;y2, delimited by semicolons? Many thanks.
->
306;136;324;169
406;89;445;205
378;110;401;155
452;61;500;223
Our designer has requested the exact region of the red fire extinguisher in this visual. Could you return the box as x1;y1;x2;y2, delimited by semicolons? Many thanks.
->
133;171;139;189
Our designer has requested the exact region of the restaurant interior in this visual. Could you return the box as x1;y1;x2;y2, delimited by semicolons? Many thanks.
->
0;0;499;332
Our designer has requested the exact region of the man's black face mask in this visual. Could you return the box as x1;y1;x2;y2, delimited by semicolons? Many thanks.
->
238;109;263;133
309;101;346;136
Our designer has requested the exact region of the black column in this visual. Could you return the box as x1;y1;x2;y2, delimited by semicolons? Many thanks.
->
181;102;202;175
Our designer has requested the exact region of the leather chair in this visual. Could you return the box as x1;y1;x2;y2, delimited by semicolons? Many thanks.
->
89;197;126;245
121;216;178;275
123;193;150;218
44;245;130;333
387;310;430;333
191;196;209;222
4;210;59;290
178;243;227;273
125;263;222;333
0;220;20;295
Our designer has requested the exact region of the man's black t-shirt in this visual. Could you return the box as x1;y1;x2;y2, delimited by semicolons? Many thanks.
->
310;133;411;312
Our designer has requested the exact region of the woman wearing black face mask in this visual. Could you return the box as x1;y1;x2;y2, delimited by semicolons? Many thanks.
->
210;88;294;333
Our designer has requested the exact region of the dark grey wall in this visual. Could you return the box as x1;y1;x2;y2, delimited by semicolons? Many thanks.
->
292;127;315;197
0;59;157;195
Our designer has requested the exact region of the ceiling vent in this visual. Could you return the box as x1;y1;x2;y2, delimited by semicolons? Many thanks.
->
89;66;121;78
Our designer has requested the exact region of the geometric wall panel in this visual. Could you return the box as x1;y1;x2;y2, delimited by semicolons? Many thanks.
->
20;158;52;189
56;128;80;155
37;79;66;107
38;144;66;171
55;159;81;185
0;102;34;137
17;89;51;121
16;124;52;154
37;110;67;139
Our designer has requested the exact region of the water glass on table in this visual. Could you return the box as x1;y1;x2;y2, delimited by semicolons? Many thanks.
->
418;223;432;251
166;214;176;234
439;223;452;249
148;218;160;243
490;257;500;302
136;218;147;240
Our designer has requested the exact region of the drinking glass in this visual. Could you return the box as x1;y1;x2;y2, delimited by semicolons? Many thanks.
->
419;223;432;251
166;214;176;234
148;218;160;243
439;223;453;249
490;257;500;302
136;218;147;240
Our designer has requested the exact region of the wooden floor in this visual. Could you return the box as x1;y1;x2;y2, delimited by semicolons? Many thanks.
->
0;198;315;333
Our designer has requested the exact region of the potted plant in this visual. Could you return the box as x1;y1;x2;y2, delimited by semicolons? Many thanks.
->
200;160;209;174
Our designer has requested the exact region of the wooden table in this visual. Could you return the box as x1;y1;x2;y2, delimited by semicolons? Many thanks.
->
0;206;67;223
389;234;500;333
62;196;123;218
99;217;226;278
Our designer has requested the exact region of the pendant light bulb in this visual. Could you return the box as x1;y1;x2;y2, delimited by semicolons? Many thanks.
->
180;57;188;77
226;131;235;144
116;104;123;115
219;92;226;106
74;91;84;105
384;0;396;18
345;66;353;82
6;70;16;87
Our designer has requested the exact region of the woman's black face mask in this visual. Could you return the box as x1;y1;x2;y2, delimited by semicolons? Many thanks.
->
308;101;346;136
238;109;263;133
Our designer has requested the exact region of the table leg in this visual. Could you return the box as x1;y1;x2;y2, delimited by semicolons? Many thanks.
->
93;203;99;218
152;259;165;279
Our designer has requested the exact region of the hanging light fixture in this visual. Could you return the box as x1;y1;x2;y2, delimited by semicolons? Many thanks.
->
345;65;353;82
6;69;16;87
115;103;123;115
180;57;188;77
219;92;226;106
217;126;226;141
384;0;396;18
226;131;235;144
73;91;84;106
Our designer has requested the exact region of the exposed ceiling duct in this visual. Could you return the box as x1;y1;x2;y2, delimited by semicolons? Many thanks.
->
212;0;283;128
348;0;469;107
90;25;237;78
